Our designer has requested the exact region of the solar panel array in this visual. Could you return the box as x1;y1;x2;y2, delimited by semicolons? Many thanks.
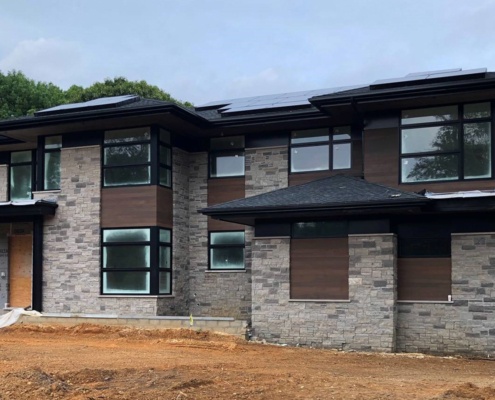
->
371;68;487;89
35;95;141;117
197;85;365;115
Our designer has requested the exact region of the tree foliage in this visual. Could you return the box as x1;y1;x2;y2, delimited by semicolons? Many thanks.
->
0;71;192;119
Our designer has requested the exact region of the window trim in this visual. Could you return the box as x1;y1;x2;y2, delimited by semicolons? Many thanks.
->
208;136;245;179
9;149;35;201
208;230;246;271
289;127;353;174
100;226;172;295
399;102;493;184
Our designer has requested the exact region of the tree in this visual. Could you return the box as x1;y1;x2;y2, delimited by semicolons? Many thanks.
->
65;77;193;108
0;71;65;119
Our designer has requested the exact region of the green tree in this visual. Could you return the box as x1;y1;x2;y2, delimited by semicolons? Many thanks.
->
0;71;65;119
65;77;193;108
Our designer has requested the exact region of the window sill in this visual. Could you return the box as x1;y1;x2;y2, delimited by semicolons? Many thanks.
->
397;300;454;304
205;269;247;273
32;190;61;194
289;299;350;303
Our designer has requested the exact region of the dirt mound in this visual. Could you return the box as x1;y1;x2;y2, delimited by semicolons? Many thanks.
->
436;382;495;399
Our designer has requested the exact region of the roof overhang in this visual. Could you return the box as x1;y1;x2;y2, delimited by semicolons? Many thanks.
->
0;200;58;218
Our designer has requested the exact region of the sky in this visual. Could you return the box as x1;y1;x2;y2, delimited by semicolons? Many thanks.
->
1;0;495;106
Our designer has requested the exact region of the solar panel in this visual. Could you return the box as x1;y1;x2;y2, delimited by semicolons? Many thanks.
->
371;68;487;90
199;85;365;115
35;95;141;117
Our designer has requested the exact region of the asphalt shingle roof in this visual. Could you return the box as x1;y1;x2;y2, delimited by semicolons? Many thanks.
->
201;175;427;214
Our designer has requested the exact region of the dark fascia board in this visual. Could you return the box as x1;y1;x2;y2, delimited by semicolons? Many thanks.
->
201;198;430;218
310;77;495;108
0;104;211;132
0;201;58;218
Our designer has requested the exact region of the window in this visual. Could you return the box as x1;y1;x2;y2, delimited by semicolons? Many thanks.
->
159;129;172;187
291;221;349;300
397;222;451;301
209;136;245;178
10;150;34;200
400;103;492;183
101;227;172;295
290;127;351;173
209;231;245;270
43;136;62;190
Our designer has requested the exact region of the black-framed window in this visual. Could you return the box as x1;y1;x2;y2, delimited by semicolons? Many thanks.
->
290;127;352;173
209;136;245;178
209;231;245;270
42;136;62;190
400;102;492;183
159;129;172;187
101;227;172;295
10;150;35;200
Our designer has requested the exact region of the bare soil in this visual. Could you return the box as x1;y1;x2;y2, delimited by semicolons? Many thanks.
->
0;324;493;399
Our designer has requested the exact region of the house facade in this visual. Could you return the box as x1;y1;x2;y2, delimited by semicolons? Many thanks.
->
0;68;495;355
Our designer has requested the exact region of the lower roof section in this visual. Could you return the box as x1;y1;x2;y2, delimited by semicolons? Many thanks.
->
0;200;58;218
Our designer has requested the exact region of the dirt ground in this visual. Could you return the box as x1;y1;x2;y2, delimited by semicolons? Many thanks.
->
0;324;493;399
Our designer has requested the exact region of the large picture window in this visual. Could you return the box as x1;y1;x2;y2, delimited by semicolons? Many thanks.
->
101;227;172;295
209;136;245;178
10;150;34;201
290;127;351;173
209;231;245;270
400;103;492;183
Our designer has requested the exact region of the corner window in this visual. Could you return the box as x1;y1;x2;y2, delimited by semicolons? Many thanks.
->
290;127;351;173
400;103;492;183
43;136;62;190
103;127;151;187
209;136;245;178
159;129;172;187
209;231;245;270
10;150;34;200
101;227;172;295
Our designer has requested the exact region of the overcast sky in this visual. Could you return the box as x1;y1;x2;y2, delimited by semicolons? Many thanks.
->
1;0;495;105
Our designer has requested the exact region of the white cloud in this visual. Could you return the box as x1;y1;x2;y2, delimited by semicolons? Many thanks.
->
0;38;84;88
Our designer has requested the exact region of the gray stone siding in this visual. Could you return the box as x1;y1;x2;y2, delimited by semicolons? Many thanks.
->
397;233;495;356
157;147;190;315
0;165;7;201
245;146;288;195
251;234;397;352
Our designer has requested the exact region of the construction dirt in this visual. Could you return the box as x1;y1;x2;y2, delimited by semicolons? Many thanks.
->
0;324;493;399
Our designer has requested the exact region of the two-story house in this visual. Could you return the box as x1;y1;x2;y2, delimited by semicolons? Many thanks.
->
0;67;494;355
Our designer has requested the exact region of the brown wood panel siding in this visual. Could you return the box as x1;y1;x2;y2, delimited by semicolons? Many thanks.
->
157;186;173;228
289;140;363;186
208;177;245;231
9;235;32;308
397;257;451;301
363;128;399;188
101;186;158;228
290;238;349;300
364;127;495;192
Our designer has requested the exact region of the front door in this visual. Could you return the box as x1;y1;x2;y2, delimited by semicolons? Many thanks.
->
8;235;32;308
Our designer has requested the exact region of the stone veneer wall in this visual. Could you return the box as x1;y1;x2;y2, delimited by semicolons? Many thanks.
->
35;146;159;315
0;165;7;201
245;146;288;195
251;234;397;351
157;148;190;315
397;233;495;356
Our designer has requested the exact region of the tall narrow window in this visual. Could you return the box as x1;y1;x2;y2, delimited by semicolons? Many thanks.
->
159;129;172;187
209;136;245;178
43;136;62;190
101;227;172;295
10;150;34;200
103;127;151;187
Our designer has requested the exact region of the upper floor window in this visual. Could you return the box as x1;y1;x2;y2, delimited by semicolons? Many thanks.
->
209;136;245;178
102;126;172;188
43;136;62;190
400;103;492;183
290;127;351;173
10;150;34;200
101;227;172;295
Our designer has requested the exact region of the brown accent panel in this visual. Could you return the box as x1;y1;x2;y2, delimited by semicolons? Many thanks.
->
363;128;399;188
157;186;173;228
9;235;32;308
208;177;245;231
290;238;349;300
398;257;451;301
102;186;164;228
